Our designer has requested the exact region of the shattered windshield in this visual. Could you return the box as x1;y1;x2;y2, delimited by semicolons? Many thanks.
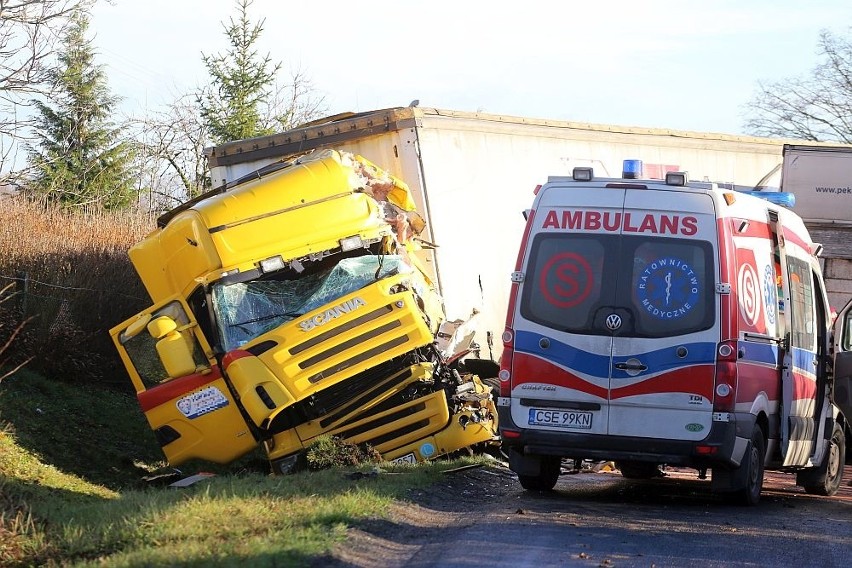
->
212;255;411;351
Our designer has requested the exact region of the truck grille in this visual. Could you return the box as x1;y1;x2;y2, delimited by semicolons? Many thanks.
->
282;294;433;390
263;356;415;434
289;306;393;355
331;390;451;454
338;401;429;443
304;326;407;383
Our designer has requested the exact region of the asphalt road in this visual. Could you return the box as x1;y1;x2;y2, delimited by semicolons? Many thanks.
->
326;463;852;568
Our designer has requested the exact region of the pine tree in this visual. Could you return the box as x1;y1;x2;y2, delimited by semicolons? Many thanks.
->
26;10;136;210
199;0;281;144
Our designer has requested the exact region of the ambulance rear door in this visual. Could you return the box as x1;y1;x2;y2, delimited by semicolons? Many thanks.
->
513;186;624;437
778;242;830;466
606;189;719;440
833;299;852;430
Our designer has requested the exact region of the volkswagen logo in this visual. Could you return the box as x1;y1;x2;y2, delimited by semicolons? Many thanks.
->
605;314;622;331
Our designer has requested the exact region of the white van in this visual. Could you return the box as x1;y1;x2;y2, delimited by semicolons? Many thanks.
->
497;162;846;504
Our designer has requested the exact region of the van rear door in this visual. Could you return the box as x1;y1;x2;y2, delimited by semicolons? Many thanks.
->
606;189;718;439
833;299;852;429
779;253;826;466
513;184;718;441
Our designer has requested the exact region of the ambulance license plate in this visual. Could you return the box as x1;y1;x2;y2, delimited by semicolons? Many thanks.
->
528;408;593;429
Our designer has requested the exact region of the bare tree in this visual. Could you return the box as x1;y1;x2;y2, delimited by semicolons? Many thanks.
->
744;29;852;143
135;65;327;211
132;93;210;209
0;0;92;178
266;66;327;133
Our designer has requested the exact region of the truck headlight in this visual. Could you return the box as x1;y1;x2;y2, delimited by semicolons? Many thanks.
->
339;235;363;251
259;255;285;273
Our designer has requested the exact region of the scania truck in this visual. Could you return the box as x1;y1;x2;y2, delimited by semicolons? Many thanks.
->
110;150;498;473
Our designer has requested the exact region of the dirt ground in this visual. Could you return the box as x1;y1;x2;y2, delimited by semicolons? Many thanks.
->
313;460;852;567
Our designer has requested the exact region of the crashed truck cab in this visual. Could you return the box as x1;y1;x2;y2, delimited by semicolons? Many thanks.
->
110;150;498;473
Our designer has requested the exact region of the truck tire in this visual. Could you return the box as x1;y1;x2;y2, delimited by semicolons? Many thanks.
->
616;461;662;479
802;422;846;496
483;376;500;396
734;424;766;506
518;456;561;491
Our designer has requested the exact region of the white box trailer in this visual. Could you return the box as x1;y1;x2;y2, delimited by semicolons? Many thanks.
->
204;107;800;361
780;144;852;310
779;144;852;438
780;144;852;224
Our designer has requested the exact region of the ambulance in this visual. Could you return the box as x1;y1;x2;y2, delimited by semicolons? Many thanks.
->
497;161;847;505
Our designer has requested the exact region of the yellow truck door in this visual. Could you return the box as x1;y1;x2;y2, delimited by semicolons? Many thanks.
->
110;296;258;465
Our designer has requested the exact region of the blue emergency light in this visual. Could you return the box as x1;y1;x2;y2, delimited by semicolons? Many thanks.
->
622;159;643;179
738;191;796;208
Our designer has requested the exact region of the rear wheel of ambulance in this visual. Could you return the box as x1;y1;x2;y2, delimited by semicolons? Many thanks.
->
518;456;561;491
735;425;766;506
801;422;846;496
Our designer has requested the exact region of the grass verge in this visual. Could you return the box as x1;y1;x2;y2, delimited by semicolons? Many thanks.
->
0;370;486;566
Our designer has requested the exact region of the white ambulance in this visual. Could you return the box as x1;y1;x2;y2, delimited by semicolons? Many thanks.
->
497;161;847;505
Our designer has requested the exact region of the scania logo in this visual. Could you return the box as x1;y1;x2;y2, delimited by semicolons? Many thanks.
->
298;297;366;331
605;314;622;331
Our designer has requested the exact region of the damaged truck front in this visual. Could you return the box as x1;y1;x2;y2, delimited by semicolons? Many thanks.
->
110;150;498;473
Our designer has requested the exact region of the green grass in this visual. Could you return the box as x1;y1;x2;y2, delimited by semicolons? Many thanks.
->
0;370;482;567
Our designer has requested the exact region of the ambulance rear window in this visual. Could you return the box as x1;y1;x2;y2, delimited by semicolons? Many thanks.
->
520;234;714;338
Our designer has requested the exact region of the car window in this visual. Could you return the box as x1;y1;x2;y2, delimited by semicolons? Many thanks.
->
521;233;714;338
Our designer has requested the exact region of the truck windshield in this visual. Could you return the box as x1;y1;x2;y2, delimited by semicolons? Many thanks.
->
212;255;411;351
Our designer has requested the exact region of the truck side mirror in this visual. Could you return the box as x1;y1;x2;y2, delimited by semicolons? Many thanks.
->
148;316;197;378
123;313;152;339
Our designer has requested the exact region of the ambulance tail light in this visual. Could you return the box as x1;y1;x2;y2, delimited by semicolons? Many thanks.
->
499;328;514;398
500;208;537;399
713;340;738;412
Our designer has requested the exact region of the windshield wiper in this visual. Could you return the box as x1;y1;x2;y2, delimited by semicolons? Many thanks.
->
231;311;302;328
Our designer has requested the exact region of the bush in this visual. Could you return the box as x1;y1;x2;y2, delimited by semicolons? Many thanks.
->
0;283;31;383
0;197;154;383
305;435;382;470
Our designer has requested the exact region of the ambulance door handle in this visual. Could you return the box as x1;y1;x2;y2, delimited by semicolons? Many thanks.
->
614;362;647;372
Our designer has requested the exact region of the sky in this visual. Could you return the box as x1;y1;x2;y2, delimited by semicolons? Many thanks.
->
90;0;852;136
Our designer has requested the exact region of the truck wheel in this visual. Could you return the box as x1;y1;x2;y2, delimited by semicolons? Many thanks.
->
518;456;561;491
483;376;500;395
734;424;765;506
802;422;846;496
616;461;661;479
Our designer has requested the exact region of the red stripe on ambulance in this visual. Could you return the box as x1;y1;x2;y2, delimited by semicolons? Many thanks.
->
511;352;608;399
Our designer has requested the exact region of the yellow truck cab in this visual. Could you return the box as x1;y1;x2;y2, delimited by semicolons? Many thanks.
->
111;150;498;473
